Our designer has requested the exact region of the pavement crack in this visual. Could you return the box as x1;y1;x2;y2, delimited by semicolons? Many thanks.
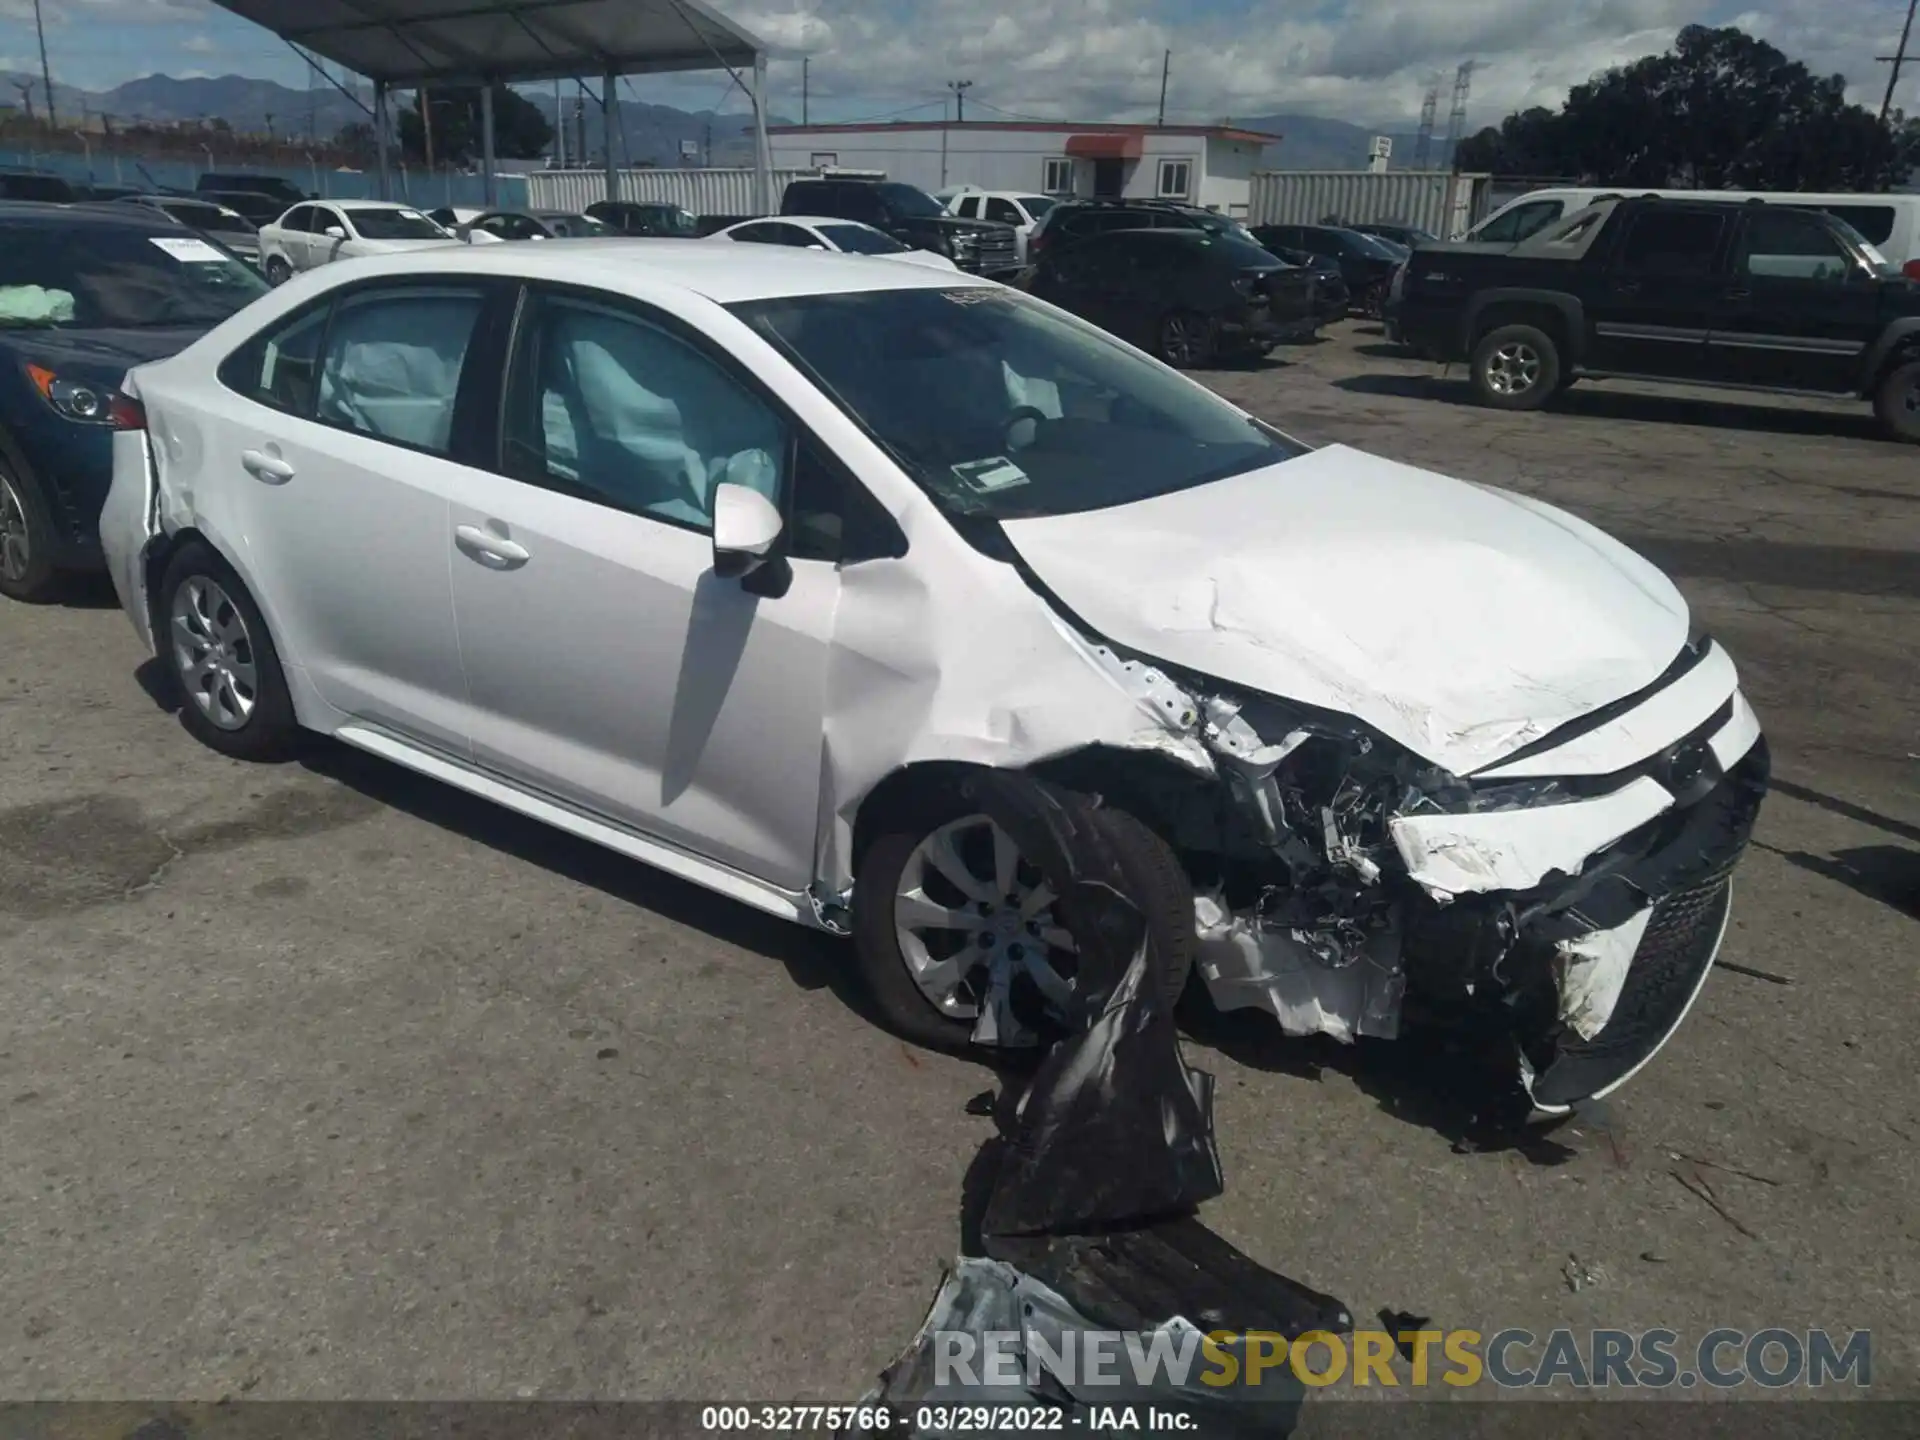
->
123;829;187;899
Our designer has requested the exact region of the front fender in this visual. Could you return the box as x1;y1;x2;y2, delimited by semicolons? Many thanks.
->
1859;316;1920;395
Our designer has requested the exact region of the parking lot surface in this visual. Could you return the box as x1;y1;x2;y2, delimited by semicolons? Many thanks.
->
2;322;1916;1406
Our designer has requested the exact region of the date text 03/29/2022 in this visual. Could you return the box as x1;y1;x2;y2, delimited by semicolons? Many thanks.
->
699;1406;1186;1431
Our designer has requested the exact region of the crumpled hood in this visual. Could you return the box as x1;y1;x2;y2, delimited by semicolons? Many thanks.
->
999;443;1691;776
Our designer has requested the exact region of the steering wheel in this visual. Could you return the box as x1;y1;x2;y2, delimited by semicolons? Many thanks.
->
1005;404;1048;452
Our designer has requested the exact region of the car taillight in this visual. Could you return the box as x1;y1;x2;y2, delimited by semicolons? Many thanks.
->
1905;258;1920;281
26;364;146;429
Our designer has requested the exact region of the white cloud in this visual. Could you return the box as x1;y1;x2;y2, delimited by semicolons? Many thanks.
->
729;0;1913;127
182;33;217;55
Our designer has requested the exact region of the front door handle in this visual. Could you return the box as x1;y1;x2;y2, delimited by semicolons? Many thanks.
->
240;448;295;484
1724;287;1751;301
454;523;530;569
1615;279;1642;295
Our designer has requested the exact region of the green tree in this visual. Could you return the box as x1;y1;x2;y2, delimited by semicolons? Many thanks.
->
398;85;553;164
1454;25;1920;191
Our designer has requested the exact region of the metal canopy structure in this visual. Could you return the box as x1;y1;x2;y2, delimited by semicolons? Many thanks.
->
209;0;772;209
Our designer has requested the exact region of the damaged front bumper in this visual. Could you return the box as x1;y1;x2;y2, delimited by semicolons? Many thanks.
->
1157;640;1768;1109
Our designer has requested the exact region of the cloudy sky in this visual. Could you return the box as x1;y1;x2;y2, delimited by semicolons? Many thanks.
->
3;0;1914;127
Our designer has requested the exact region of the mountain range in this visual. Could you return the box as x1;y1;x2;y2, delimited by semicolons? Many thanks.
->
2;71;1451;171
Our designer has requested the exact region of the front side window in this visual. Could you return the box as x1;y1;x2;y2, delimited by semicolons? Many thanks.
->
1738;211;1854;283
339;206;448;240
502;292;787;533
0;221;267;331
1157;160;1193;199
1617;209;1727;277
987;199;1023;226
876;183;943;219
314;287;486;454
732;286;1306;521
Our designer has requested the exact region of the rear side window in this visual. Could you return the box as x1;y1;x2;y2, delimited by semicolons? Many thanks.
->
986;198;1023;225
1616;209;1727;276
1475;199;1564;244
220;301;331;416
1737;211;1853;282
279;205;312;232
314;288;487;455
1816;205;1896;246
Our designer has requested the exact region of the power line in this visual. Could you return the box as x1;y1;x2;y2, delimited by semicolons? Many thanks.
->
1878;0;1918;126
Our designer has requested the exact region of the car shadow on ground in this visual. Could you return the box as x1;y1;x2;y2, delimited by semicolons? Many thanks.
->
10;572;123;610
1333;372;1891;443
1177;992;1585;1166
1351;342;1416;360
1768;843;1920;922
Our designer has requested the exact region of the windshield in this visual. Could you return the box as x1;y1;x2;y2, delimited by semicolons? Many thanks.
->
731;287;1306;520
0;222;268;328
878;183;944;219
553;214;609;236
341;207;448;240
821;223;906;255
161;200;255;235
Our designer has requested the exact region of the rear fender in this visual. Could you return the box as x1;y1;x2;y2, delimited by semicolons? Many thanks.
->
1462;289;1587;367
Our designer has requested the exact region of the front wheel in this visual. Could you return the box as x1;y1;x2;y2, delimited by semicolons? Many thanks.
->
263;254;292;285
0;465;58;602
1471;323;1561;411
157;541;301;761
1873;358;1920;443
851;784;1195;1052
1156;310;1215;368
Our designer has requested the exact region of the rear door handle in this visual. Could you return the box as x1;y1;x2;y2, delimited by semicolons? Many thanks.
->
240;448;295;484
1724;288;1751;301
1614;280;1642;295
454;523;530;569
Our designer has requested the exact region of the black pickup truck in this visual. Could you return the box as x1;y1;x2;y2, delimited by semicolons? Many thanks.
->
1395;195;1920;442
780;177;1020;277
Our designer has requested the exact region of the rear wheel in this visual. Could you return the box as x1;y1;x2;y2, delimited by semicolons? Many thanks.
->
851;781;1195;1053
1471;323;1560;411
0;465;58;603
158;541;300;761
1156;310;1215;368
1873;358;1920;443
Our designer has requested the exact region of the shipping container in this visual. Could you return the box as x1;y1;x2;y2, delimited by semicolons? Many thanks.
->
525;167;821;217
1248;170;1494;239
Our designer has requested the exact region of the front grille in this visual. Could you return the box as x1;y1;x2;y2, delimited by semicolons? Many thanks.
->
965;229;1019;272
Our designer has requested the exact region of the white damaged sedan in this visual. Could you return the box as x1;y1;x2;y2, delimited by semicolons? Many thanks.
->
98;241;1767;1111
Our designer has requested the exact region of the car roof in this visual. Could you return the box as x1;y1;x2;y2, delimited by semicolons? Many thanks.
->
325;199;425;211
766;216;875;229
0;200;175;229
306;239;991;304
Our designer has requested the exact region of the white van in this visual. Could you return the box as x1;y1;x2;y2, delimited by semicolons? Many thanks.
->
1463;187;1920;274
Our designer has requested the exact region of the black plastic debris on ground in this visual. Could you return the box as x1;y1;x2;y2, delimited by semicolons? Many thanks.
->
858;777;1351;1438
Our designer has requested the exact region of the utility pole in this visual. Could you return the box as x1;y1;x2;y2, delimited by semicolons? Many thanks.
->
31;0;56;131
1413;78;1440;170
574;83;587;169
1878;0;1918;126
419;87;434;169
1156;50;1170;127
1443;60;1476;171
948;79;973;123
554;79;564;165
802;57;809;126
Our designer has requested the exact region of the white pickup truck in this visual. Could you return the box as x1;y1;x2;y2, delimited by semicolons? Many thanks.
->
940;188;1058;265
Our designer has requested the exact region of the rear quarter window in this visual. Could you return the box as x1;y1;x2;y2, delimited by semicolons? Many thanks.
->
1816;205;1896;246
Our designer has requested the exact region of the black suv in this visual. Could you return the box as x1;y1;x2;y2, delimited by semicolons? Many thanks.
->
1396;196;1920;442
1025;198;1253;264
780;178;1018;275
1027;227;1317;366
585;200;702;237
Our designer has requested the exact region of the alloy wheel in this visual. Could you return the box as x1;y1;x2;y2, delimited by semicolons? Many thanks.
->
0;474;29;585
1161;314;1202;366
169;576;259;731
892;814;1079;1027
1484;342;1542;396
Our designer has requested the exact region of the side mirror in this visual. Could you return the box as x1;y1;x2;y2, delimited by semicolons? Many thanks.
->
324;225;345;239
807;242;829;251
711;476;784;579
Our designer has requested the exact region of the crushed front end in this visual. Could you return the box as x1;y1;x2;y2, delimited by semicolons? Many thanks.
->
1063;634;1769;1112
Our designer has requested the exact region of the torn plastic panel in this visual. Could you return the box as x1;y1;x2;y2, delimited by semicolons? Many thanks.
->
862;773;1349;1437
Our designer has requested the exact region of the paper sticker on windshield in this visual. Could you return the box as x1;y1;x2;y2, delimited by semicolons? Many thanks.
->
149;236;228;264
940;288;1007;306
952;456;1030;493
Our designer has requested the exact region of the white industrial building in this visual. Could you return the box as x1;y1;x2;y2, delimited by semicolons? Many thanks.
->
766;121;1281;215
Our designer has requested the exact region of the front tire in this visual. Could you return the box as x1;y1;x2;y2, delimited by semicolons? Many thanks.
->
0;464;58;602
157;541;300;761
264;254;292;285
1873;358;1920;443
1156;310;1215;368
851;781;1195;1053
1471;323;1560;411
